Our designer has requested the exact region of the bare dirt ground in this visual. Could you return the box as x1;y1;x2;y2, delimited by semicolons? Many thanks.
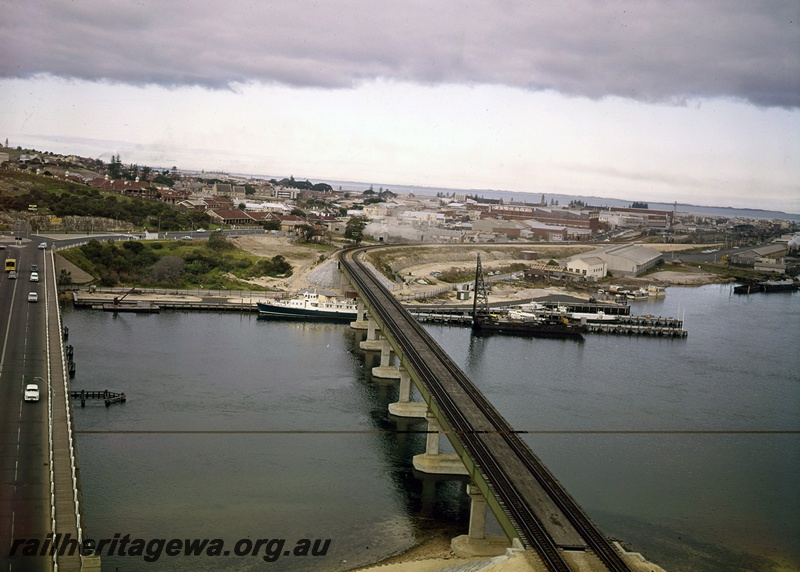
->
228;238;725;300
645;270;719;285
229;235;336;291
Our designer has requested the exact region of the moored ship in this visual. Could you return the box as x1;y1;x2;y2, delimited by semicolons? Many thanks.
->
472;314;586;340
471;255;585;340
733;279;799;294
257;289;359;321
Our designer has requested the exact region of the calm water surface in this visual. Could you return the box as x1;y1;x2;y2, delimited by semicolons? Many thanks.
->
65;284;799;571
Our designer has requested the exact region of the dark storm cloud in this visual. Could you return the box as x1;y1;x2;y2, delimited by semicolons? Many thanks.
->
1;0;797;108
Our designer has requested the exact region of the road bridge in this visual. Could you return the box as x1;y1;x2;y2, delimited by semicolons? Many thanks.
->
340;246;636;571
0;238;98;571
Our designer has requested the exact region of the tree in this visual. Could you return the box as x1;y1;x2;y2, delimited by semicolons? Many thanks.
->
150;256;185;285
296;224;319;243
57;269;73;289
153;174;174;187
344;216;367;244
263;219;281;231
108;154;122;179
207;230;234;251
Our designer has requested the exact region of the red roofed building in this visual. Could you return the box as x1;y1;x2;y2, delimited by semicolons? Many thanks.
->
207;209;254;226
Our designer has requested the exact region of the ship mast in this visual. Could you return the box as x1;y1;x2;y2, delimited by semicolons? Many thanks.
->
472;254;491;324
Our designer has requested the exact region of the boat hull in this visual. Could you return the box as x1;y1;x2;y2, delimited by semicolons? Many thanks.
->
256;302;357;322
472;318;585;340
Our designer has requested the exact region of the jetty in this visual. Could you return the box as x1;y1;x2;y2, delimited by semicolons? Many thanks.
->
70;389;127;407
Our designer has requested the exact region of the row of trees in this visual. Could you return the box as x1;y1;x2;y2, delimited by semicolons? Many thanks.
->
106;155;176;186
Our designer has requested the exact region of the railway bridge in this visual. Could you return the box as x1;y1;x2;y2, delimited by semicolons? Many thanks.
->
339;246;639;572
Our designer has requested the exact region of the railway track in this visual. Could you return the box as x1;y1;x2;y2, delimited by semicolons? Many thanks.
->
340;247;632;572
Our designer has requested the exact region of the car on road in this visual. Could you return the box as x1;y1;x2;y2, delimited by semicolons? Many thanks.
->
24;384;40;402
196;229;206;232
180;236;192;240
8;270;16;279
38;242;47;249
28;292;38;302
31;264;38;272
30;271;39;282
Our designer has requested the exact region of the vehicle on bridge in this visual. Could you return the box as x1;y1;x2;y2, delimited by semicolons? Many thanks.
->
28;292;38;302
5;257;16;272
38;242;48;249
30;271;39;282
24;384;40;402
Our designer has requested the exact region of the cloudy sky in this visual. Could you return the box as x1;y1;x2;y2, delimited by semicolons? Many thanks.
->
1;1;798;212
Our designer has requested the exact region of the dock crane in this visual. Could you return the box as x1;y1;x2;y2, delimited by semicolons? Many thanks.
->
112;286;138;306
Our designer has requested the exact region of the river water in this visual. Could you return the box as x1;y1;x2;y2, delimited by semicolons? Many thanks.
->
64;284;799;571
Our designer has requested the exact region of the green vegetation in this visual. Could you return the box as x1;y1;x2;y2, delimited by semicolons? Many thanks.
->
59;232;292;289
268;175;332;193
344;216;367;244
0;171;208;232
438;262;528;283
438;267;477;283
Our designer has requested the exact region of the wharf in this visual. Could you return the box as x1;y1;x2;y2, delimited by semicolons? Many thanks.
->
583;318;687;337
71;289;686;337
72;290;259;313
99;301;160;313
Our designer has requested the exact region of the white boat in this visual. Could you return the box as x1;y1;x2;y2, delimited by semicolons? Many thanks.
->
257;289;359;321
550;305;620;323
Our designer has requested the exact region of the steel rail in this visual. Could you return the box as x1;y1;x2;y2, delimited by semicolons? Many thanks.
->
341;246;633;572
343;248;571;571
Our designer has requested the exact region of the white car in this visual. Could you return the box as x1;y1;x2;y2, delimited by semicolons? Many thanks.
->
38;242;47;249
8;270;16;279
30;271;39;282
24;384;39;402
28;292;38;303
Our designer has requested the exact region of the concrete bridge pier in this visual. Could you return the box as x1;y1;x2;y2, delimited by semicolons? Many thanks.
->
388;367;428;418
359;317;383;351
413;412;468;475
451;484;511;557
350;302;369;330
371;337;401;379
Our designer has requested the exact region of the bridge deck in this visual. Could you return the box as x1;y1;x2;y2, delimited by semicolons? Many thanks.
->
340;247;632;572
46;254;82;571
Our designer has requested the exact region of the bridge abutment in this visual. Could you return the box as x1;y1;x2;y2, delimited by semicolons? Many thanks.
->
412;413;468;475
451;484;511;557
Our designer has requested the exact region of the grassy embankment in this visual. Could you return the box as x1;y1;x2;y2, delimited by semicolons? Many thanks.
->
59;233;292;290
